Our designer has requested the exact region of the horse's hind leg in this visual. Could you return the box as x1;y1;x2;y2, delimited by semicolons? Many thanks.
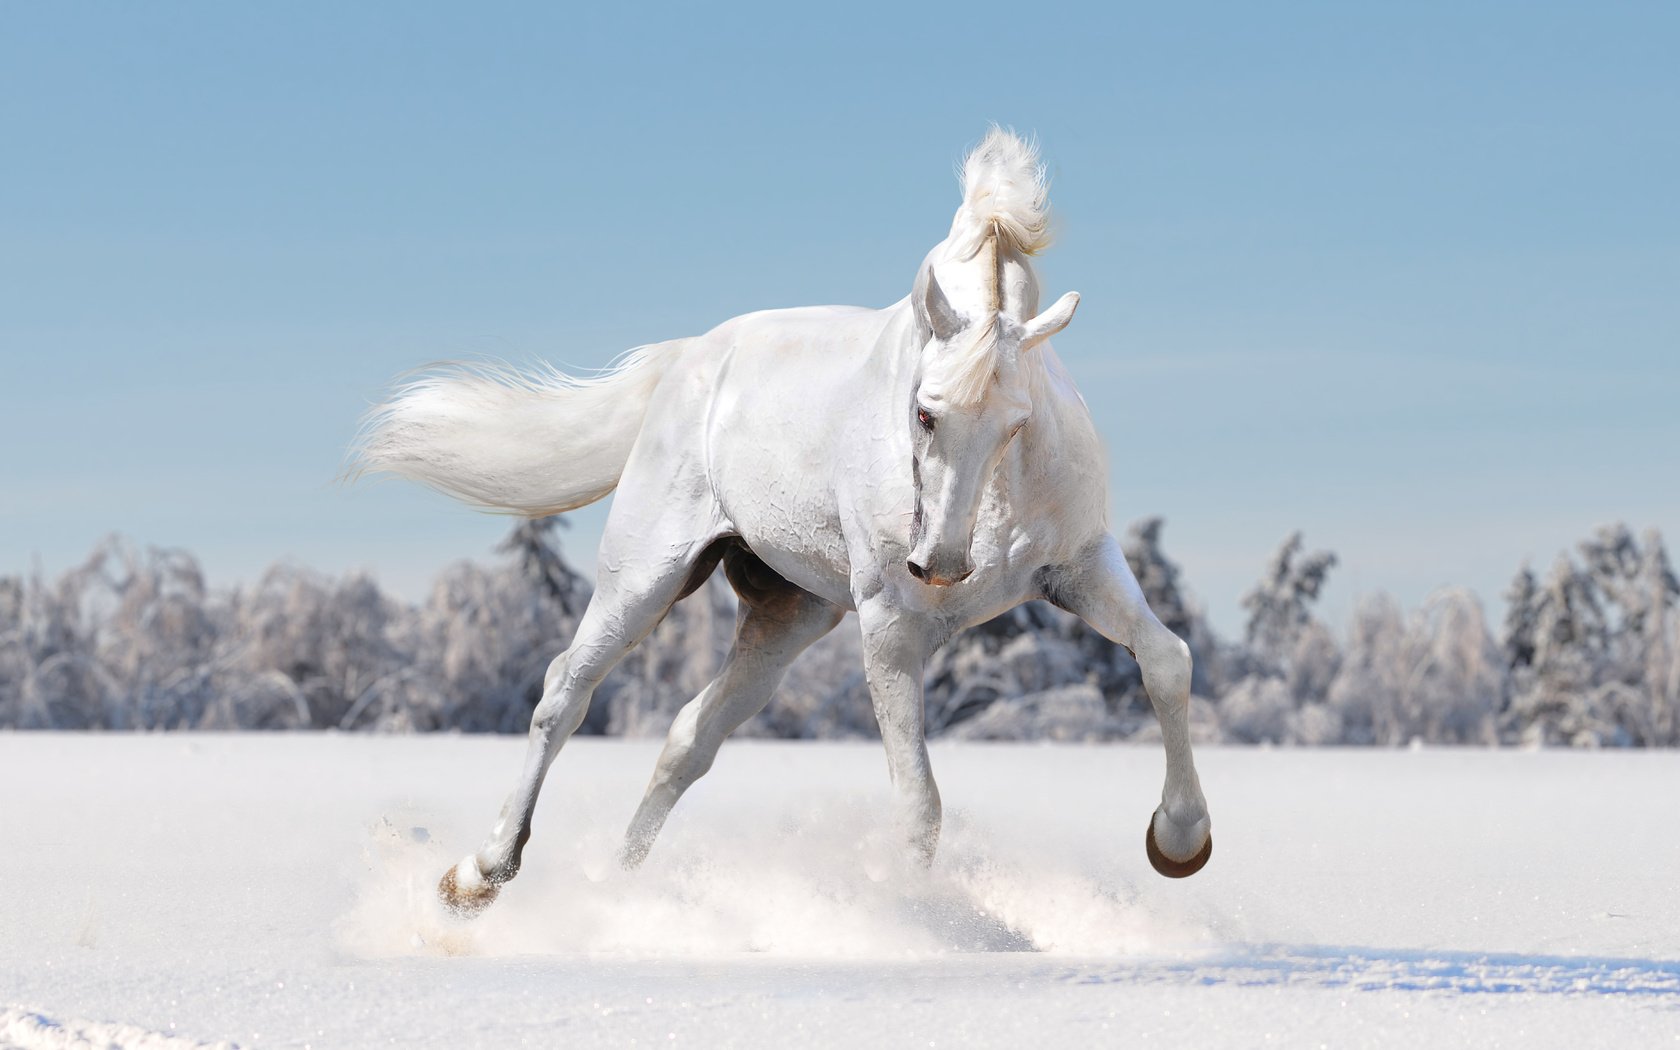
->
438;525;731;915
1046;533;1212;877
619;546;843;868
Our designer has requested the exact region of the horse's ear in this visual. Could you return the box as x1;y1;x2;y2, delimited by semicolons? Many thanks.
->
1021;291;1079;350
922;268;963;342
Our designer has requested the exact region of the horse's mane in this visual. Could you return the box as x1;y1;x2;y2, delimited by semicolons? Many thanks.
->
924;128;1054;404
944;127;1052;261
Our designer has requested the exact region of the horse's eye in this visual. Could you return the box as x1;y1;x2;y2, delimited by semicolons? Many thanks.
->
917;407;936;432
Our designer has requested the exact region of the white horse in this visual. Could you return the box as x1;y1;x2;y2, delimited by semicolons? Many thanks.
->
356;129;1212;914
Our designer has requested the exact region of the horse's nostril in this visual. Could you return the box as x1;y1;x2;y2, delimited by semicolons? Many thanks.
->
907;560;928;581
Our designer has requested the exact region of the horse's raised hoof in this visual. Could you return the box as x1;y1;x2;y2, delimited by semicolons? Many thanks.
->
438;856;501;917
1146;819;1212;879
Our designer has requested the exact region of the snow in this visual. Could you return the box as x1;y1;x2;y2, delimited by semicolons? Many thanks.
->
0;1007;236;1050
3;734;1678;1048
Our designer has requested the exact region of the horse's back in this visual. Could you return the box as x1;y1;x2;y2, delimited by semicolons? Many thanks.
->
701;303;888;348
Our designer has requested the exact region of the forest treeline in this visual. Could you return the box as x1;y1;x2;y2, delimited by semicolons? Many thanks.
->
3;518;1676;746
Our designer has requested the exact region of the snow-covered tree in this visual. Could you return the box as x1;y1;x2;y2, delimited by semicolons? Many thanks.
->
1122;517;1223;696
1492;527;1679;746
1409;589;1503;744
1510;553;1612;745
1217;532;1340;742
1238;532;1338;684
1502;565;1540;671
1328;589;1500;746
1629;530;1680;745
496;516;590;618
921;601;1104;737
1569;526;1679;745
92;542;221;730
6;519;1679;749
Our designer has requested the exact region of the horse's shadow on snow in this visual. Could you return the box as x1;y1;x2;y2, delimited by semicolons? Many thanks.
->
874;880;1038;953
1061;944;1680;998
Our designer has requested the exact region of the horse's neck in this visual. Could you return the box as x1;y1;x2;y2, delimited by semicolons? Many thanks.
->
1002;350;1109;538
876;297;920;388
860;299;920;425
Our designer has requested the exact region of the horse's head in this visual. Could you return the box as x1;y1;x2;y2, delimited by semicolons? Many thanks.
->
906;188;1079;586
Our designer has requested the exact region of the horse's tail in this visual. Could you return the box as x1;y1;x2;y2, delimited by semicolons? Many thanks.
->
349;341;685;516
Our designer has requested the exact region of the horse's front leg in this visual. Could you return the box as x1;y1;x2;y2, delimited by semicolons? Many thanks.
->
857;596;942;865
1047;533;1212;877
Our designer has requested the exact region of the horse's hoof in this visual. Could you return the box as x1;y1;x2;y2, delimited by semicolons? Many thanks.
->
1146;818;1212;879
438;857;500;917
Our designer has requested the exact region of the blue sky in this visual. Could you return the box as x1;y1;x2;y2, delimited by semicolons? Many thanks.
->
2;2;1675;634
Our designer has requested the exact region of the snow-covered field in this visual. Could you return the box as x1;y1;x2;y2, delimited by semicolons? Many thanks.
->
3;735;1678;1048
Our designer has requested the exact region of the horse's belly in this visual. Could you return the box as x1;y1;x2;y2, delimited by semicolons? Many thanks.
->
746;535;854;610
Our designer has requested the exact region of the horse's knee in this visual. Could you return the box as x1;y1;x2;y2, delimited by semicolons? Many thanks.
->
533;683;597;738
531;700;576;739
541;650;571;690
648;705;702;779
654;744;713;794
530;645;617;738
